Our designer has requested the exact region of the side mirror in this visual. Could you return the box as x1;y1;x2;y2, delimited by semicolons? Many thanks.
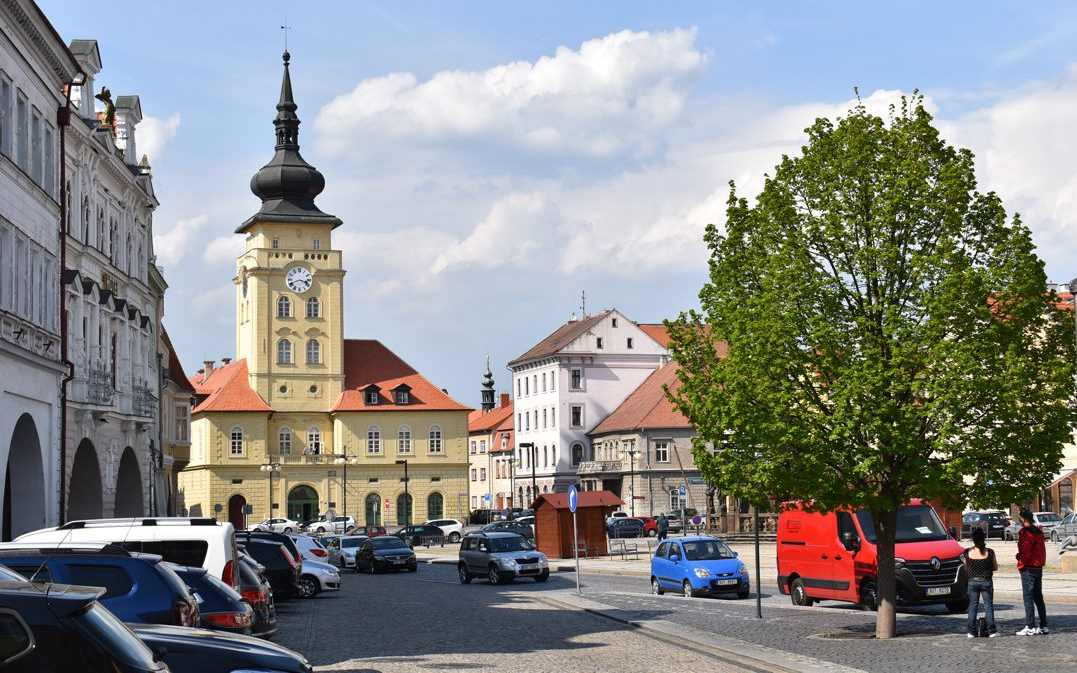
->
732;551;739;558
152;645;168;662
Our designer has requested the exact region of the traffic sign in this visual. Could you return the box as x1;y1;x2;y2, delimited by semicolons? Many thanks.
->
483;494;491;502
678;484;687;497
691;515;702;525
567;485;578;513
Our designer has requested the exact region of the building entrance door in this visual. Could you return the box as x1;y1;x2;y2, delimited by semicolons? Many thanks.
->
287;485;319;522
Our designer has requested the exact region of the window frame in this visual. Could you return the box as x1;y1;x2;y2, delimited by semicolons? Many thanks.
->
306;338;320;364
306;296;320;318
278;427;292;455
569;404;584;429
276;338;292;364
654;440;670;464
398;426;412;454
367;425;382;455
570;367;584;391
229;427;244;456
428;425;443;454
276;295;291;318
307;427;322;455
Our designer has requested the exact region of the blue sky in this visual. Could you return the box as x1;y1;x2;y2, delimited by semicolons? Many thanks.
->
40;1;1077;407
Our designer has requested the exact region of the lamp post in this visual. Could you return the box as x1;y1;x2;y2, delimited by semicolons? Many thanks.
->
625;446;638;517
519;442;537;505
260;461;281;520
395;459;410;526
333;449;355;525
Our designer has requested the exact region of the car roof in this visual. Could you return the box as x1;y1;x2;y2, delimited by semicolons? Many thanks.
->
673;535;720;543
467;531;521;539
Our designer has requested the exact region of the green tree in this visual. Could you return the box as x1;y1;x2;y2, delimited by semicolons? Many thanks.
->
668;96;1075;639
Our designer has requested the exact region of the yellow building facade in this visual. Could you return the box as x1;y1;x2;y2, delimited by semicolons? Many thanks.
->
177;51;469;528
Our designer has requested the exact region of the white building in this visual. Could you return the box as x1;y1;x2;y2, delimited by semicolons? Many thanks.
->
60;38;165;520
508;309;669;503
0;0;80;539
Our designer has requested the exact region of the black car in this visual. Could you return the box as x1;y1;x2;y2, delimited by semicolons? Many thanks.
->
237;539;299;599
356;536;418;573
133;623;311;673
237;530;303;570
172;565;253;635
607;517;645;539
0;579;168;672
481;521;534;540
393;524;445;547
236;553;277;638
961;511;1008;539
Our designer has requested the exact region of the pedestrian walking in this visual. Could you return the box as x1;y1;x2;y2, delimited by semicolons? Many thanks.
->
962;528;998;638
657;514;668;542
1016;509;1048;635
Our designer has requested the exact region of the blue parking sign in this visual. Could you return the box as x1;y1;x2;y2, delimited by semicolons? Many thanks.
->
678;484;687;497
568;485;578;513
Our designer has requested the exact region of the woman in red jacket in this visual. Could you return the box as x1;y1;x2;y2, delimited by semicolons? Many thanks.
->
1016;509;1048;635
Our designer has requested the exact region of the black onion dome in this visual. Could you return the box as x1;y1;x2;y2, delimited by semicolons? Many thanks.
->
237;50;340;233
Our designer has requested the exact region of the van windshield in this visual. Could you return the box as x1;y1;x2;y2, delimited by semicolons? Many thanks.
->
856;505;949;543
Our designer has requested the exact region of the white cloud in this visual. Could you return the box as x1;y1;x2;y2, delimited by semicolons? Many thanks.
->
153;214;207;267
138;113;181;162
431;193;560;274
203;235;245;264
315;28;705;162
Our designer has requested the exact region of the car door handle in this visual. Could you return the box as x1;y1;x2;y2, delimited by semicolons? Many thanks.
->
821;554;828;559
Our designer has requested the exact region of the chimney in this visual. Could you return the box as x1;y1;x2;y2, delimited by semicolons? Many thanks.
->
221;357;232;365
500;392;510;408
203;360;215;377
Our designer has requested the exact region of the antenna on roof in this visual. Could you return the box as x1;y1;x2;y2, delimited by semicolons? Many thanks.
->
579;290;586;318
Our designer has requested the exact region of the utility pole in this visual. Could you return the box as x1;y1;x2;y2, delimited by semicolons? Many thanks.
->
625;444;638;517
520;442;537;505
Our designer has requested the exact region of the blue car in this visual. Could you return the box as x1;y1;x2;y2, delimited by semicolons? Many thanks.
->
650;536;750;598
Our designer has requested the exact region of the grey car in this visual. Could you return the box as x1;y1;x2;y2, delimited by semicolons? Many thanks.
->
457;532;549;585
338;535;368;570
1051;512;1077;543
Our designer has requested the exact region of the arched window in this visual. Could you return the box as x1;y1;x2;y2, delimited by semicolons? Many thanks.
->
364;493;381;526
427;492;444;519
306;297;320;318
307;427;321;455
276;339;292;364
276;295;291;318
367;426;381;454
396;492;413;526
428;425;442;454
543;445;548;467
230;427;244;455
398;426;412;454
306;339;320;364
551;443;557;465
571;442;584;466
278;427;292;455
81;195;90;241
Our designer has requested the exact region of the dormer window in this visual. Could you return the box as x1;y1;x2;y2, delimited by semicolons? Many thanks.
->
362;384;380;405
393;383;412;405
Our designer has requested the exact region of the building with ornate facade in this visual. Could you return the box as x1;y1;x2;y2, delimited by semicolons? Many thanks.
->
0;0;79;539
158;327;193;515
177;52;469;530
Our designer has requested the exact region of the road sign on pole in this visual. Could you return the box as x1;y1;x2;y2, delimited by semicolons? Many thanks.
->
568;485;580;593
568;485;578;513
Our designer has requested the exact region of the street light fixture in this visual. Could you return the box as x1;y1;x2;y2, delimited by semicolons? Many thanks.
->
624;446;638;517
333;449;356;524
395;459;410;526
260;461;281;518
519;442;537;505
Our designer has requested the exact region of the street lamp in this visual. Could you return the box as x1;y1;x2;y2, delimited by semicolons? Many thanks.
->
260;461;281;520
333;449;356;524
519;442;537;504
624;445;638;517
395;459;410;526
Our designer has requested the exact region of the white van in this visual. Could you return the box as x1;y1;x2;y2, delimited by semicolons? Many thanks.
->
14;517;239;586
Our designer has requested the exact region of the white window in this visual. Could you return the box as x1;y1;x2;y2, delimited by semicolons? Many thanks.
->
480;468;487;481
542;372;546;392
516;378;521;398
276;339;292;364
277;295;291;318
571;443;584;466
306;297;320;318
654;441;670;463
271;237;279;249
15;91;27;170
470;440;476;454
524;376;529;396
542;408;547;429
43;123;54;196
570;368;583;391
470;469;477;481
500;434;508;449
306;338;320;364
543;446;548;467
365;388;379;405
279;427;292;454
429;426;443;454
551;374;555;392
596;337;604;349
532;374;537;395
229;427;244;456
612;317;618;327
30;108;41;184
312;239;321;250
479;440;486;454
0;72;10;155
570;404;583;429
174;404;189;442
627;337;634;349
670;488;687;511
307;427;322;454
517;413;521;429
394;389;409;404
398;426;412;454
367;426;382;454
525;413;530;431
471;496;477;509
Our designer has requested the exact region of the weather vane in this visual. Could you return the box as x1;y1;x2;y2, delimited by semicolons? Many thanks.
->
281;22;290;51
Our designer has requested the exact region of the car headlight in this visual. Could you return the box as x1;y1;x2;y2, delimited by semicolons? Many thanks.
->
739;565;749;576
693;568;710;579
498;558;518;569
538;557;548;566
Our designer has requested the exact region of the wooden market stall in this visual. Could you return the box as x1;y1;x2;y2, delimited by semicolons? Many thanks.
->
532;490;622;559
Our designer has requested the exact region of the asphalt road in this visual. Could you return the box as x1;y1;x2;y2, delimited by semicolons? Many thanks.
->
272;563;748;672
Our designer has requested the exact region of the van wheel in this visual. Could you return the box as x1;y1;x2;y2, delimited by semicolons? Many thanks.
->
651;577;664;595
859;581;879;611
790;578;813;606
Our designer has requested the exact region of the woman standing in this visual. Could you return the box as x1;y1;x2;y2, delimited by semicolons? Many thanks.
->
963;528;998;637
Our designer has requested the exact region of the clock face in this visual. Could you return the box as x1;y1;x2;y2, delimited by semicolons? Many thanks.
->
285;266;313;293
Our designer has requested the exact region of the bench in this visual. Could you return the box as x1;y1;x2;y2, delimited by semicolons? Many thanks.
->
609;538;642;560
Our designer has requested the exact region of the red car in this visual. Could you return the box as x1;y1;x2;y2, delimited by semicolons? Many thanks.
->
348;525;387;538
633;517;658;537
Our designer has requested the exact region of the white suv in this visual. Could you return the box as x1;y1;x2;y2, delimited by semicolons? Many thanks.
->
425;519;464;543
302;516;354;534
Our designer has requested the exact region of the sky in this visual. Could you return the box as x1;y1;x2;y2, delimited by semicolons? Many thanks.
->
39;1;1077;408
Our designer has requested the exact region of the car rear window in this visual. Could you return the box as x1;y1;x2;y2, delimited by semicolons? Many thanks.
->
156;563;196;600
65;565;133;599
75;603;157;669
4;564;52;583
342;538;363;548
116;540;209;567
198;570;243;602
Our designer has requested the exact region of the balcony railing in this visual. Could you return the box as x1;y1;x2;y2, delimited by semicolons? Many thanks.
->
577;460;623;475
72;365;114;405
133;384;157;418
279;453;329;465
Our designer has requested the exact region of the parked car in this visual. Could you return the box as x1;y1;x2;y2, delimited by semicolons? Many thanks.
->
0;545;199;627
606;511;630;525
634;516;658;537
777;501;968;612
650;536;748;598
393;524;445;547
312;534;344;567
15;517;239;588
347;524;387;538
458;532;549;585
1053;511;1077;542
286;533;333;562
236;552;277;638
132;623;312;673
252;518;299;533
481;521;534;540
607;517;645;539
301;516;354;534
468;509;499;526
0;578;169;673
424;519;465;543
237;539;299;599
338;535;368;570
299;559;342;596
238;530;303;565
356;536;418;573
961;511;1008;539
171;565;252;635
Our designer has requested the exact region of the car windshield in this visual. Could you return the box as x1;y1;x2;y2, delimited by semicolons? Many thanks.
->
856;505;949;543
76;603;158;669
488;537;533;553
1037;513;1061;523
681;540;735;560
342;538;364;548
371;537;408;550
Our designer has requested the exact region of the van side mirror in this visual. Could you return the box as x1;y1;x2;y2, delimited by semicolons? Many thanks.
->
841;531;860;552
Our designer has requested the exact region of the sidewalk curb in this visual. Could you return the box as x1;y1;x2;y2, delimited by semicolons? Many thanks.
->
532;590;868;673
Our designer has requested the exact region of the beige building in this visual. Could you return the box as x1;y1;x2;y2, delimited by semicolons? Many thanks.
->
159;328;193;515
467;370;513;513
176;52;469;529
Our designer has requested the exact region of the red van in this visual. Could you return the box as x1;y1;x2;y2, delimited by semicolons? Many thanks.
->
776;500;968;612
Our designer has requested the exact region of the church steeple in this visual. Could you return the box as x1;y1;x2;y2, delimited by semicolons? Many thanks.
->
237;50;341;234
480;356;495;411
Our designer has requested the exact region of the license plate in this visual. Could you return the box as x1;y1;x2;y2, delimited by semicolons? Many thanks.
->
391;558;406;564
716;579;738;586
926;587;950;596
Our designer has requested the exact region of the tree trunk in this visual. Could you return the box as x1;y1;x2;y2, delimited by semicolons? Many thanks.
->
873;508;898;639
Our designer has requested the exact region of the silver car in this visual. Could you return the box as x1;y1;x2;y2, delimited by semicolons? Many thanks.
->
296;559;342;598
338;535;368;570
1051;512;1077;542
457;531;549;585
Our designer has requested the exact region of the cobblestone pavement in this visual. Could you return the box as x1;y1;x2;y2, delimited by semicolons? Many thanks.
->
272;563;746;672
575;571;1077;673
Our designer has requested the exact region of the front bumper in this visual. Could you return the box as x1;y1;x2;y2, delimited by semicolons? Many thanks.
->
895;563;966;604
374;556;417;571
314;574;342;591
690;574;749;595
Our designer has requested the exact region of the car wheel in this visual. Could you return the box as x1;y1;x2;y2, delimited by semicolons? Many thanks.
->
488;566;503;585
648;529;657;537
535;570;549;583
449;532;461;543
459;564;472;584
790;578;813;606
651;577;664;596
283;527;293;533
859;581;879;611
681;580;695;598
297;575;318;598
317;527;326;534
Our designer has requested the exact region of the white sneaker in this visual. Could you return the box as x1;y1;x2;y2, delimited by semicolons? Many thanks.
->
967;633;975;639
988;631;1000;638
1038;627;1049;635
1016;626;1037;636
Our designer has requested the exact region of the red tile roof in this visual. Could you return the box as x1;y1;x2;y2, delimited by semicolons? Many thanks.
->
589;363;691;435
637;323;670;348
533;490;622;510
490;413;514;453
161;327;195;394
468;401;514;433
333;339;471;412
190;360;272;414
508;310;611;365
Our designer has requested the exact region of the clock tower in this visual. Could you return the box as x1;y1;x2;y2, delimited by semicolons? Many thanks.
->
234;50;345;410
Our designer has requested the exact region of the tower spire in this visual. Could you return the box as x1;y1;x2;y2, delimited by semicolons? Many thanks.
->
480;356;496;412
274;50;299;149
